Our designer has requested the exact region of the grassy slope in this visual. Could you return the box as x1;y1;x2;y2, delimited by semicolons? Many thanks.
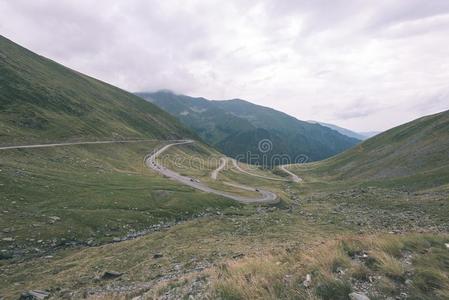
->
0;36;236;258
0;35;193;146
214;233;449;300
1;138;448;298
1;36;448;299
0;142;236;253
290;110;449;189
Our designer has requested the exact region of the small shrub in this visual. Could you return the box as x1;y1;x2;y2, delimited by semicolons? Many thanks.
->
373;252;404;282
341;240;363;258
331;254;351;274
376;277;396;296
315;279;352;300
351;264;370;282
412;268;447;293
363;255;378;270
378;237;404;257
215;284;244;300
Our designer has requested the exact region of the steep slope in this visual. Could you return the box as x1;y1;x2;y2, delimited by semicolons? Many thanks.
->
137;91;360;165
0;36;236;257
301;109;449;184
0;35;192;146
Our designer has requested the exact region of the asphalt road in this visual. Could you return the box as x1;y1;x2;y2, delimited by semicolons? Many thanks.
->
1;138;285;204
279;164;303;182
231;159;290;182
211;157;227;180
146;140;279;204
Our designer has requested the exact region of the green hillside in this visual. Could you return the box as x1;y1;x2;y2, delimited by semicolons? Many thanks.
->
0;36;193;146
136;91;360;165
0;36;233;255
293;109;449;188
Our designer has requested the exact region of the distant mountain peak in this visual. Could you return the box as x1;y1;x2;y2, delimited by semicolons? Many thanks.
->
307;120;378;140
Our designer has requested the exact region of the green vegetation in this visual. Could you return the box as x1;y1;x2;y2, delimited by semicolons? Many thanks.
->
290;109;449;185
0;35;448;300
0;142;236;252
0;35;193;146
137;91;360;164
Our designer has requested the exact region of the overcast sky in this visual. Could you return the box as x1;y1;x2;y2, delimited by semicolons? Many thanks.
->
1;0;448;132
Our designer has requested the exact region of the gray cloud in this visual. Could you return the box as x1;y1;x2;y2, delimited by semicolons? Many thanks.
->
0;0;448;131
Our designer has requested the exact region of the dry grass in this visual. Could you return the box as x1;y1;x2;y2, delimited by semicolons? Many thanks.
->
208;233;449;300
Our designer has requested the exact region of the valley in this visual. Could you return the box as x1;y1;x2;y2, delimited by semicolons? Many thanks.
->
0;33;448;300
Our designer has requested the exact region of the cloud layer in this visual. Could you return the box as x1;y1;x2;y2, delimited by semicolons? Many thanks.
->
1;0;448;131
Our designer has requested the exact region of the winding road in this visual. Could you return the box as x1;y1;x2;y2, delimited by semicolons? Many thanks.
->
211;157;227;180
279;164;302;183
145;140;279;204
1;139;302;204
231;159;297;182
209;155;302;184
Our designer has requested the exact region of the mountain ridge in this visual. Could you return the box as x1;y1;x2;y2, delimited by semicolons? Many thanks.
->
298;109;449;187
0;35;194;146
307;120;375;140
136;90;360;165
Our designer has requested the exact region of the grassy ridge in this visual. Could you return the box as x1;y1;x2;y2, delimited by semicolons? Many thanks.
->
290;110;449;188
0;35;193;145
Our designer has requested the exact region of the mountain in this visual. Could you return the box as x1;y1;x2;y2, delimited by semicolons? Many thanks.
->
308;121;381;140
308;109;449;185
308;121;367;140
0;36;193;146
136;91;360;165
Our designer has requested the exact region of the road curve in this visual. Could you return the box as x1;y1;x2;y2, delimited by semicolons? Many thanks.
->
231;159;290;182
1;138;279;204
211;157;227;180
146;141;278;204
279;164;302;183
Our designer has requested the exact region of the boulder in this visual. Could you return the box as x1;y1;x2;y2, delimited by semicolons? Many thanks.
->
19;290;49;300
101;271;123;280
349;292;370;300
303;274;312;288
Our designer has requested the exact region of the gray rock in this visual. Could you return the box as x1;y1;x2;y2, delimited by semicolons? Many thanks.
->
349;292;370;300
48;216;61;224
20;290;49;300
101;271;123;279
303;274;312;288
